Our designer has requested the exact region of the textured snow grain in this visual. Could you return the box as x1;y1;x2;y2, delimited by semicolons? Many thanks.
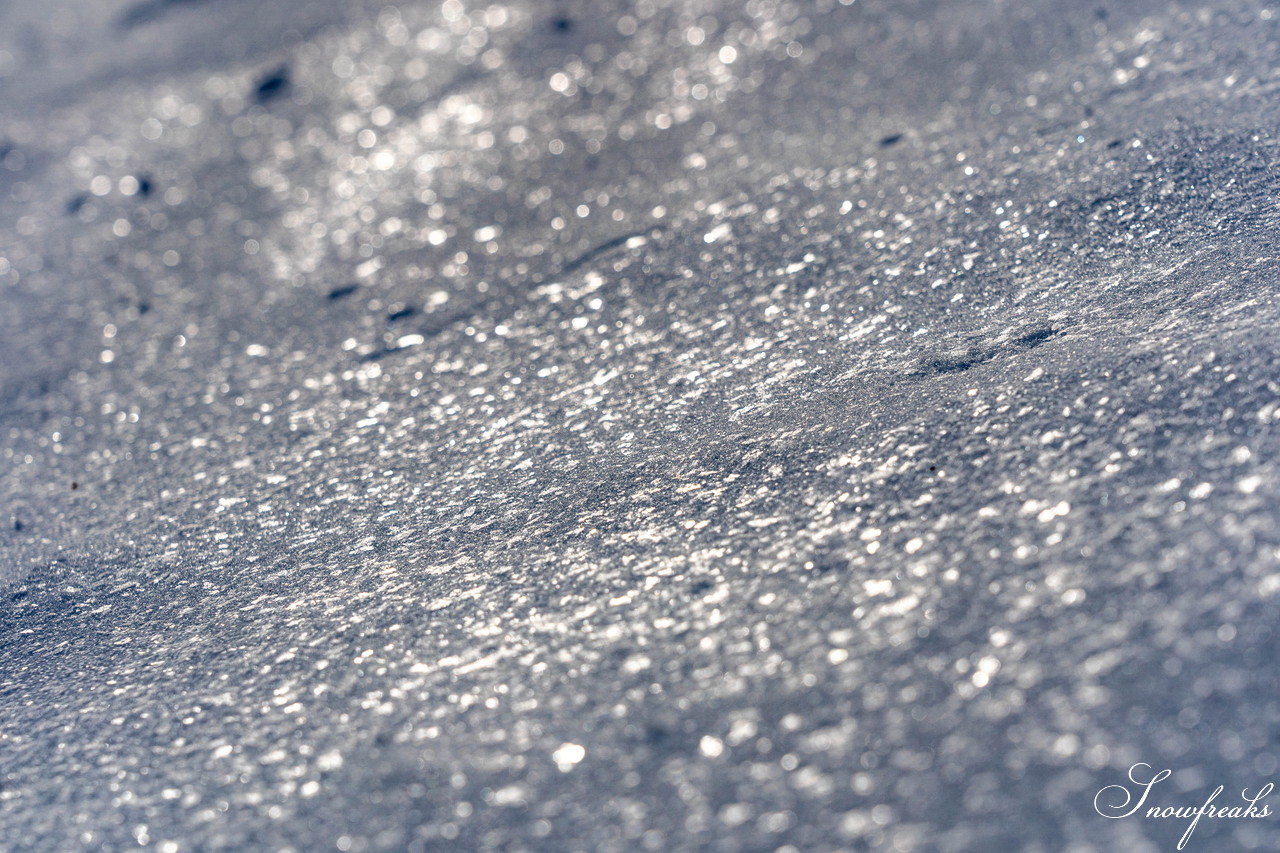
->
2;0;1280;851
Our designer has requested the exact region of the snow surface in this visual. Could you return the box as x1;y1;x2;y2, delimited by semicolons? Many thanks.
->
3;0;1280;849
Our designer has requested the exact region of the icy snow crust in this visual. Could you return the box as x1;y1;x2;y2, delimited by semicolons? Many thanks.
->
2;0;1280;849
